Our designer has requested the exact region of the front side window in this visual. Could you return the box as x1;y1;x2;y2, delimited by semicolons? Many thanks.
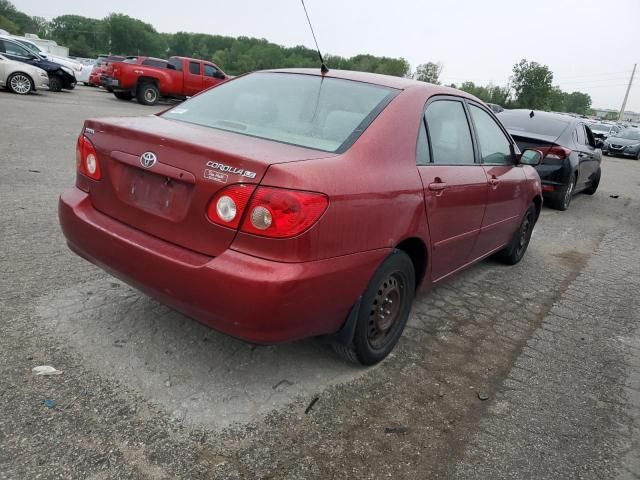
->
469;104;512;165
204;64;218;78
189;62;200;75
425;100;475;165
162;72;398;153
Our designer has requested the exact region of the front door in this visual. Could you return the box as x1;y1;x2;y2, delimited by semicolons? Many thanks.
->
417;98;488;282
467;103;526;257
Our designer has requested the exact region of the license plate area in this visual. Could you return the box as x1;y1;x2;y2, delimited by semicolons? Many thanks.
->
115;163;192;221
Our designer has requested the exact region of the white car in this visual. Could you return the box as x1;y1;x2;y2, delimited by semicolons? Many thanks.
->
76;61;95;85
0;53;49;94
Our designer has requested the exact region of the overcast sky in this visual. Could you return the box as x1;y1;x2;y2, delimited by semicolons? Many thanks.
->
14;0;640;111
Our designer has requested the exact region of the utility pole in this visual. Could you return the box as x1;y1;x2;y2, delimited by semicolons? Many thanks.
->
618;63;636;122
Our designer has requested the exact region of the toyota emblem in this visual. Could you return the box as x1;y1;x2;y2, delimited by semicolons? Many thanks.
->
140;152;157;168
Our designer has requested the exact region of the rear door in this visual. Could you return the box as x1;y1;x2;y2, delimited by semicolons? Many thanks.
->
467;102;526;257
184;61;203;96
416;97;488;282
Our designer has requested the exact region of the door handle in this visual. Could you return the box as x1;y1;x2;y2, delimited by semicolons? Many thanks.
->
428;181;447;191
489;177;500;186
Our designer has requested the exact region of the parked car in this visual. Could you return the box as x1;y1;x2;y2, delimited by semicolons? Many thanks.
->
76;61;94;85
107;56;228;105
59;69;543;365
589;122;622;140
602;128;640;160
497;109;602;210
0;53;49;94
0;38;76;91
1;35;83;77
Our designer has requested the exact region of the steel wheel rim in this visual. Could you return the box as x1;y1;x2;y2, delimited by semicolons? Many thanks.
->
10;74;31;94
516;211;534;257
368;273;406;350
145;88;157;103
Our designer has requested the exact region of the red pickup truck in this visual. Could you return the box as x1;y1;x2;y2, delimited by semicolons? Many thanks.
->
108;56;228;106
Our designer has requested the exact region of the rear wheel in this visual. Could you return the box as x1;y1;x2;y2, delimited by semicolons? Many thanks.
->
549;174;576;211
49;75;62;92
636;150;640;161
7;73;33;95
584;168;601;195
496;203;537;265
114;91;133;101
137;83;159;106
333;250;415;365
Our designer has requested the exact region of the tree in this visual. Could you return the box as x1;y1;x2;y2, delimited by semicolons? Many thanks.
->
564;91;592;115
511;59;553;109
457;81;510;105
414;62;442;84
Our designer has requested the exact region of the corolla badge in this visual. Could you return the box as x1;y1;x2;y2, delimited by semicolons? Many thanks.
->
140;152;157;168
205;161;256;179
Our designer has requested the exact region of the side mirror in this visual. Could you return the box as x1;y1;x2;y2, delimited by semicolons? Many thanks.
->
519;149;543;166
214;71;226;80
595;139;604;149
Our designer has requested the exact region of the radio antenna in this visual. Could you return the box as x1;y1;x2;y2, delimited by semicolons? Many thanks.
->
301;0;328;74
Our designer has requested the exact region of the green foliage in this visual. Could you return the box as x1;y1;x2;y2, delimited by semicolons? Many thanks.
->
564;91;592;115
414;62;442;84
511;59;554;109
0;0;40;34
0;14;19;33
458;81;510;105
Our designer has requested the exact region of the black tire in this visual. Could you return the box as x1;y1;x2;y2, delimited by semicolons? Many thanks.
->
137;82;160;106
549;173;576;211
496;203;537;265
584;168;601;195
49;75;62;92
7;72;33;95
332;250;415;365
636;150;640;161
114;91;133;101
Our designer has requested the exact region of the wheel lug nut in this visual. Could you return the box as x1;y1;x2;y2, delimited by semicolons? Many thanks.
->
385;309;391;315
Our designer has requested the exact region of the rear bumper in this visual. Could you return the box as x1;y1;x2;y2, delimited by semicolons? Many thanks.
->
59;187;386;344
101;76;119;88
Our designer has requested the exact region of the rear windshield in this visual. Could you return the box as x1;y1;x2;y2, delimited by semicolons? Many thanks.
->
590;124;611;132
162;72;398;152
498;111;570;138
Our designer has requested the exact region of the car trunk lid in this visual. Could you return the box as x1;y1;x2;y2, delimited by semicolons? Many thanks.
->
82;115;335;257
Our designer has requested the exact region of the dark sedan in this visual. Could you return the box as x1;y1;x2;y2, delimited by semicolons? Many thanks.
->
497;110;602;210
602;128;640;160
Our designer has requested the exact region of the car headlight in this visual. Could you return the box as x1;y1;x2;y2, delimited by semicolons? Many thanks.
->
61;66;74;76
39;71;48;78
73;64;82;72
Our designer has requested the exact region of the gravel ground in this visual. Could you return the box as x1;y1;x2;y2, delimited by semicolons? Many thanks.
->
1;86;639;479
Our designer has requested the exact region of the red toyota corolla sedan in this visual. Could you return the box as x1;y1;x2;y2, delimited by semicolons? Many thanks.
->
59;69;543;365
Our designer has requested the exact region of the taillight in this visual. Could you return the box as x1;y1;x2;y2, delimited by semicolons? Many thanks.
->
76;134;101;180
240;187;328;238
543;146;571;163
207;184;257;229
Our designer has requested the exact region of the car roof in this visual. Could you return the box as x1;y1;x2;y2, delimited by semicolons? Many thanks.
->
500;109;580;124
259;68;478;98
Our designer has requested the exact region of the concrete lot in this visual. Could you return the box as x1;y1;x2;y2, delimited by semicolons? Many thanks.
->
1;86;639;479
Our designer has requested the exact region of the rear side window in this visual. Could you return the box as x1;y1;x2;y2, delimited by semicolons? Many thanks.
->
204;64;218;78
162;72;398;153
425;100;475;165
469;104;512;165
168;58;182;71
416;120;430;165
575;125;587;145
189;62;200;75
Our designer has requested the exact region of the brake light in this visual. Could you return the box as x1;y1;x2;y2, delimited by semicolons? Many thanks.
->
76;134;101;180
240;187;329;238
207;184;257;228
543;146;571;163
